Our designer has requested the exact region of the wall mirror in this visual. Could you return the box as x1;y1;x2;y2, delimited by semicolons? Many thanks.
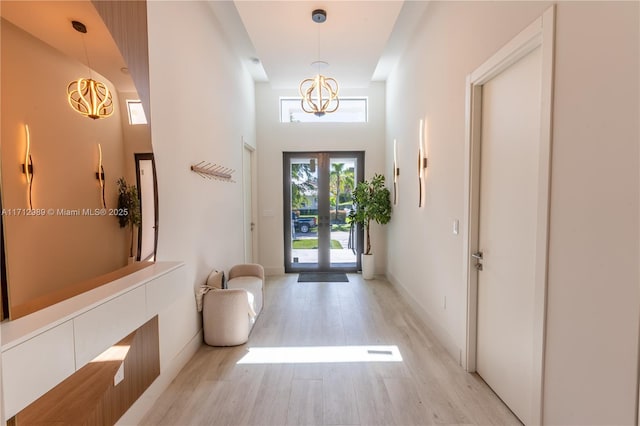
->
0;1;156;319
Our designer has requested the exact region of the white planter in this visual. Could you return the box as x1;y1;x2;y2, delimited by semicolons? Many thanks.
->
361;253;375;280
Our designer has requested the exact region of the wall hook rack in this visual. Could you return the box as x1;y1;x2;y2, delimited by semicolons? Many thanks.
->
190;161;235;182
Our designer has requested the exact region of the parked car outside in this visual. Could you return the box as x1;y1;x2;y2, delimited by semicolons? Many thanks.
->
292;212;316;233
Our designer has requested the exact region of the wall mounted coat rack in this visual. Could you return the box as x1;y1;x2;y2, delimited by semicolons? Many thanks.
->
190;161;235;182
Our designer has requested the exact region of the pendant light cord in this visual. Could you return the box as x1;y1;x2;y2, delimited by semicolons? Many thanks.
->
317;22;320;66
81;34;93;79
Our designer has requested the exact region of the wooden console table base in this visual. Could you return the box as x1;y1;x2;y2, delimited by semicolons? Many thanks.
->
10;316;160;425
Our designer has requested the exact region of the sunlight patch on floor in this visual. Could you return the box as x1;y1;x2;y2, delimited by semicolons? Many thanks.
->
237;345;403;364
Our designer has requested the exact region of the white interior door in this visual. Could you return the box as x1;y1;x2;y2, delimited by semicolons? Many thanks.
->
243;145;254;263
137;159;156;261
475;45;542;425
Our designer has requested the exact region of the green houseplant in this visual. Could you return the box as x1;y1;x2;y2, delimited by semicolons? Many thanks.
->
348;173;391;279
116;177;142;262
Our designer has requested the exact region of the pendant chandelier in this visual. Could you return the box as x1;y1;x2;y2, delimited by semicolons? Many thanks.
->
299;9;339;117
67;20;114;120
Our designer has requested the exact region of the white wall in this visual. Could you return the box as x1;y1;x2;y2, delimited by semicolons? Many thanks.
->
255;83;386;275
386;0;551;363
386;1;639;423
543;2;639;423
117;91;153;259
118;91;152;180
146;0;256;356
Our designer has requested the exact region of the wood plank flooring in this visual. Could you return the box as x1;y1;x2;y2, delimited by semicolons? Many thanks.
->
140;274;520;425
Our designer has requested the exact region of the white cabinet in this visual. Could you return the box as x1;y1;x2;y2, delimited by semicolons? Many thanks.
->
0;262;186;422
2;321;75;418
73;286;147;368
146;266;187;316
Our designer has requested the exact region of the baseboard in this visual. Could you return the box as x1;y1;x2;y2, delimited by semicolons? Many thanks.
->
264;266;285;276
116;329;203;425
386;271;462;365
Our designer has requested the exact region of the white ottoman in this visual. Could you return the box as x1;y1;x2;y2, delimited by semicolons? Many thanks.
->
227;264;264;329
203;288;251;346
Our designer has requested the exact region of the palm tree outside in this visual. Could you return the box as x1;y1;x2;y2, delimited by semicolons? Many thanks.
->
330;162;355;224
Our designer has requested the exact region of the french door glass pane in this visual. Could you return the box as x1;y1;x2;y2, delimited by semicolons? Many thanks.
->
329;157;357;267
290;157;318;266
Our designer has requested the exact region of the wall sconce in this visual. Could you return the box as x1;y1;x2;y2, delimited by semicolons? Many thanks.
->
418;119;428;207
96;143;106;208
22;124;34;209
66;21;114;120
393;139;399;205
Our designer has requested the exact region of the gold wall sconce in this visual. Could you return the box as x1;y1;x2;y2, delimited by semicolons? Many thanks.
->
22;124;34;209
418;119;428;207
96;143;106;208
393;139;399;205
66;21;114;120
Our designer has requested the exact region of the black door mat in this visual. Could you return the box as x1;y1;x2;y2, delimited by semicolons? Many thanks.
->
297;272;349;283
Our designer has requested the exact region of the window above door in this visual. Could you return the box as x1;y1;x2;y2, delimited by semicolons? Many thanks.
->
280;97;368;123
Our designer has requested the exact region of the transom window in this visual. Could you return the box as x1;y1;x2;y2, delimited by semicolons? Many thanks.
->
280;98;368;123
126;100;148;125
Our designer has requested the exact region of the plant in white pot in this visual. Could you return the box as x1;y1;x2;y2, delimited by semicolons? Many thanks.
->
348;173;391;279
116;177;142;264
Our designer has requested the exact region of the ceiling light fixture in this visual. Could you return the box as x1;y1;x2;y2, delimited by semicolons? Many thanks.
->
299;9;339;117
67;20;114;120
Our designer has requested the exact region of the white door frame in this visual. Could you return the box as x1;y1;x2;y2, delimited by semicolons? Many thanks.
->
462;6;555;425
243;140;258;263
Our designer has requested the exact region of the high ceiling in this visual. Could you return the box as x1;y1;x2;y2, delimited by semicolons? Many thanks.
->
236;1;401;89
208;1;430;89
0;0;136;93
1;1;429;94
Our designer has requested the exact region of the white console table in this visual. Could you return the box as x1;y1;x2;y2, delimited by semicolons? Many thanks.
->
1;261;187;421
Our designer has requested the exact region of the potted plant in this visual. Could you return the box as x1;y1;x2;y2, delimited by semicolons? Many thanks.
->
348;173;391;279
116;177;142;264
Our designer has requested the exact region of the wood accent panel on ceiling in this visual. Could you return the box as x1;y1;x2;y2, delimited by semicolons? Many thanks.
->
92;0;152;121
10;261;153;320
13;316;160;425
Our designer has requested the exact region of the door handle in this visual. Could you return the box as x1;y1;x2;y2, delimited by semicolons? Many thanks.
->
472;251;483;271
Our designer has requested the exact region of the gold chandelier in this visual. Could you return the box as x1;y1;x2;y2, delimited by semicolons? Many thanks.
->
67;78;113;120
299;9;339;117
299;72;339;117
67;21;114;120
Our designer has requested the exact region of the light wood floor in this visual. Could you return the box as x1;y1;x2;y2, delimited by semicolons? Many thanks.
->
140;274;520;425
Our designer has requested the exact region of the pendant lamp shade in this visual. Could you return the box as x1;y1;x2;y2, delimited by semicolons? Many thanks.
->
66;20;114;120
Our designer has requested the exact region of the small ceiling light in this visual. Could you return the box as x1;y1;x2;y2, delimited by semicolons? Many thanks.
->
299;9;339;117
66;20;114;120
